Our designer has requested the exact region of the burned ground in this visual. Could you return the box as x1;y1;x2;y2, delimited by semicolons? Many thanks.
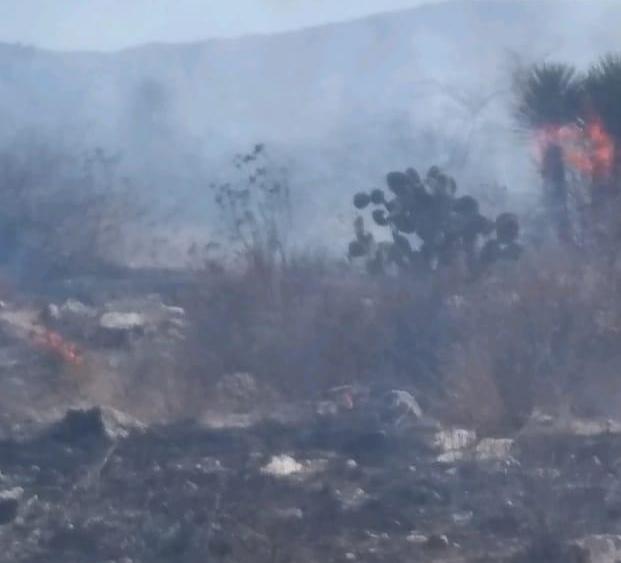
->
0;258;618;563
0;381;621;562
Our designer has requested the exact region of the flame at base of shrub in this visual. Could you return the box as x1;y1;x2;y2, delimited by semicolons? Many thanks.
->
535;116;615;178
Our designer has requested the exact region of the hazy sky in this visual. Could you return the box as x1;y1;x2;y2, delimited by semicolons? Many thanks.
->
0;0;445;51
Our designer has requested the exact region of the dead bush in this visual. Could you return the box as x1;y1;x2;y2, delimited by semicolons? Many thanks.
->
444;243;621;432
177;250;448;407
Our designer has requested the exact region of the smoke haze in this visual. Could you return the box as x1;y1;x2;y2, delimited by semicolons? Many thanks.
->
1;0;620;259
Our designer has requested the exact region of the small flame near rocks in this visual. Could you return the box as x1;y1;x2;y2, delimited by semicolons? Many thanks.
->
32;329;83;366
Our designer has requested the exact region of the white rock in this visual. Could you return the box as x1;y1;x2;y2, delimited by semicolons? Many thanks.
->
0;487;23;502
475;438;514;461
162;305;185;317
61;299;98;318
452;511;474;526
201;412;258;430
406;533;428;545
274;507;304;520
433;428;477;464
261;455;304;477
433;428;477;452
436;451;465;464
346;459;358;470
316;401;339;417
568;418;621;436
46;304;61;320
337;487;369;510
99;312;146;331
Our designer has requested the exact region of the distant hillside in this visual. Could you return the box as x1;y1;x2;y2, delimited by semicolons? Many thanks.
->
0;0;620;246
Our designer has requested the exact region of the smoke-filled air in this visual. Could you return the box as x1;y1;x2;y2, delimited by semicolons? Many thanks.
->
1;0;621;561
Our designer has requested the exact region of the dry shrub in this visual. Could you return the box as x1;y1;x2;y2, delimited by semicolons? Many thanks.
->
440;342;507;434
444;242;621;432
138;205;621;428
178;251;448;407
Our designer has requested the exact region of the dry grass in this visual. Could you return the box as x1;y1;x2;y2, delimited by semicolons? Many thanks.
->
168;238;621;431
176;251;446;410
442;243;621;432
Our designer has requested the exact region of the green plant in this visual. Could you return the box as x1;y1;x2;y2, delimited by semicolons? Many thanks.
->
348;166;521;276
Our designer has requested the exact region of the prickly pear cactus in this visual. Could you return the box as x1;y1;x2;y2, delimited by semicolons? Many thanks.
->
348;166;522;276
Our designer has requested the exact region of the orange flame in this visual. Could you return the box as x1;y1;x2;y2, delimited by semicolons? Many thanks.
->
33;329;83;366
535;116;615;178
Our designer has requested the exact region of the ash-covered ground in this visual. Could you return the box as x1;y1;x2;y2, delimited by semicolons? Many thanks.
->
0;273;618;563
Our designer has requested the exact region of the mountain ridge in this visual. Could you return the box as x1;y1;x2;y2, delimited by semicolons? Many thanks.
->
0;0;619;246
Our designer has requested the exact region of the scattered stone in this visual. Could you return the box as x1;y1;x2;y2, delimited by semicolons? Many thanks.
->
260;455;327;479
162;305;185;317
261;455;304;477
568;418;621;437
99;312;146;332
195;458;224;474
201;412;259;430
0;487;23;525
273;507;304;520
436;450;465;464
316;400;339;417
452;511;474;526
406;533;428;545
336;487;369;510
60;299;98;318
433;428;477;462
523;410;621;437
433;428;477;452
45;303;61;321
475;438;515;461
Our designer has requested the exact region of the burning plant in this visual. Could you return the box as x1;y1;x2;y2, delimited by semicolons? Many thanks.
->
534;117;615;180
517;55;621;245
32;329;83;366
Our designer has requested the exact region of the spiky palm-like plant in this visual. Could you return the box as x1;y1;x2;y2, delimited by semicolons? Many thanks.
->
516;63;581;241
584;55;621;141
583;55;621;194
517;63;581;128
